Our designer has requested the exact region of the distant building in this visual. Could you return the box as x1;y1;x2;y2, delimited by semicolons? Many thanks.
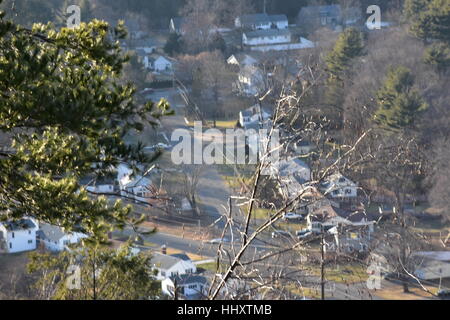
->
37;223;88;252
236;65;266;96
243;29;291;46
170;17;187;35
239;104;271;128
235;13;288;30
320;172;358;201
297;5;363;31
413;251;450;281
297;5;342;30
149;55;174;72
0;218;38;253
227;53;259;69
151;252;197;281
162;274;208;299
272;157;311;182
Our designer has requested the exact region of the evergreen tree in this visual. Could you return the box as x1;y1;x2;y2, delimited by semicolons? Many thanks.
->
0;2;171;241
164;32;183;56
403;0;432;20
374;66;428;131
423;42;450;73
27;243;161;300
325;27;364;81
410;0;450;43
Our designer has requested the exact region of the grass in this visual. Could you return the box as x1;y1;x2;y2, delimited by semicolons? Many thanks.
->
285;283;322;299
197;262;228;273
375;285;437;300
186;119;237;129
305;263;369;284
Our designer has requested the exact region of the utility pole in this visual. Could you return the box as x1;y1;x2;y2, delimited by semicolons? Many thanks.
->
320;226;325;300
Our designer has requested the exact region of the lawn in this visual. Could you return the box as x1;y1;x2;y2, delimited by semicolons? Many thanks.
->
186;119;237;129
197;261;228;273
284;283;322;299
305;263;369;284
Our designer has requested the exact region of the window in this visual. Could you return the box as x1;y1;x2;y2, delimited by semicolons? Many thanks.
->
161;271;166;277
28;240;33;244
186;268;193;274
63;240;70;246
9;242;12;249
171;272;178;277
188;284;197;289
345;189;352;195
12;232;14;239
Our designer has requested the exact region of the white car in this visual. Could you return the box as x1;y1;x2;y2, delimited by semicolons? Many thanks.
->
283;212;304;220
144;143;171;151
207;237;231;244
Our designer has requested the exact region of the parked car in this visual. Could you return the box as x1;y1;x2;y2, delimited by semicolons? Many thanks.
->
140;88;155;95
144;143;171;151
437;289;450;299
298;231;313;240
208;237;231;244
283;212;304;220
296;229;313;240
271;230;292;239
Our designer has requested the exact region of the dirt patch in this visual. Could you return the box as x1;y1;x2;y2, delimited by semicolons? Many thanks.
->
140;221;216;242
0;252;33;299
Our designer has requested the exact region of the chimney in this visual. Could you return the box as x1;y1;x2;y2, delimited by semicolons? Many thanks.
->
161;245;167;255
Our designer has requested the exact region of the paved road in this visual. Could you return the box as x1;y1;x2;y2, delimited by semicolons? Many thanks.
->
131;88;391;300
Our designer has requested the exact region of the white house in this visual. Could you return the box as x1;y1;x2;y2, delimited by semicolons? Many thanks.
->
0;218;38;253
120;175;153;203
170;17;187;35
239;104;271;128
320;173;358;200
37;223;88;252
235;13;288;30
272;157;311;182
413;251;450;281
150;56;173;72
237;65;266;96
227;53;259;69
249;37;315;52
85;177;117;195
151;252;197;281
117;164;155;204
243;29;291;46
162;274;208;299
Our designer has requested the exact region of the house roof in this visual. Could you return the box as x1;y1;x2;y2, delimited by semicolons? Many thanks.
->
238;13;288;26
299;5;341;17
152;252;191;270
170;274;208;286
244;28;291;40
1;219;36;231
38;223;67;242
227;53;259;66
276;158;310;176
124;176;152;189
414;251;450;262
171;253;192;261
320;172;357;194
171;17;186;30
